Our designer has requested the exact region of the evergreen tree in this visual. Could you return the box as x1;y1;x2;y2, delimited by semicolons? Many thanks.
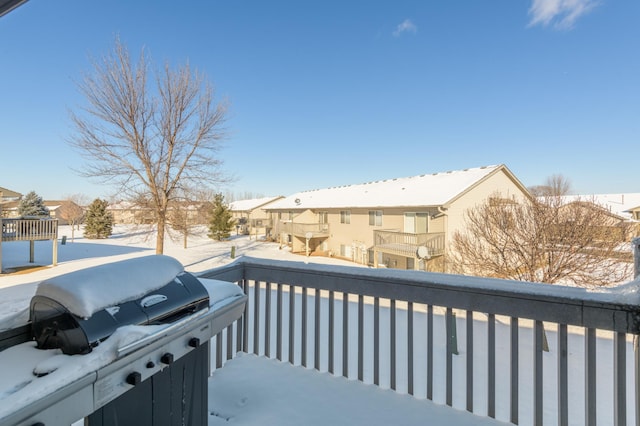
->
208;193;235;241
84;199;113;239
18;191;49;217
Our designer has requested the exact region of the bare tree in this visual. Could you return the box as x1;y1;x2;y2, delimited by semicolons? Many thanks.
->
166;189;201;249
528;174;572;198
57;194;86;242
450;176;632;286
68;37;229;253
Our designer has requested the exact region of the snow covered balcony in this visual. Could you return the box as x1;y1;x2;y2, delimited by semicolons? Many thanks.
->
373;230;445;265
202;258;640;426
277;220;331;254
278;220;330;239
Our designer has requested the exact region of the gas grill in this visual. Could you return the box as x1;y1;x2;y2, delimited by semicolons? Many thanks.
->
30;269;209;355
0;255;247;426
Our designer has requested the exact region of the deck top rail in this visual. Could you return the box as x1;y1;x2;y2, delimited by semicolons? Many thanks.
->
203;258;640;333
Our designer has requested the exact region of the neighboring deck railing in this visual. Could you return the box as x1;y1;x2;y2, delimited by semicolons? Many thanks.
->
249;218;272;228
202;258;640;426
374;230;445;258
279;221;330;238
1;218;58;242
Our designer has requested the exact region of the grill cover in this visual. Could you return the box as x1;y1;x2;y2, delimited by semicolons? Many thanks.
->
30;271;209;355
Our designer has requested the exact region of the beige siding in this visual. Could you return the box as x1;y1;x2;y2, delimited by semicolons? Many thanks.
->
446;171;527;243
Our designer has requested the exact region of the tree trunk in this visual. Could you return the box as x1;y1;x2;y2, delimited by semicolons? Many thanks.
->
156;215;165;254
183;213;188;249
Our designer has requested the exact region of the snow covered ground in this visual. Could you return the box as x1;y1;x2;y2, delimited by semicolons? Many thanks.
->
0;224;360;330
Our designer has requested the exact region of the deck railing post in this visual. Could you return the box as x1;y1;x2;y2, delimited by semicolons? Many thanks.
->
52;236;58;266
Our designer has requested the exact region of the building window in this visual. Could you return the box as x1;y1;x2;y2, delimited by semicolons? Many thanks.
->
318;211;328;224
340;244;352;258
340;210;351;224
368;210;382;226
404;212;429;233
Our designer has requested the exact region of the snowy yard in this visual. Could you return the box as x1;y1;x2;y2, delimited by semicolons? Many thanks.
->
0;224;358;330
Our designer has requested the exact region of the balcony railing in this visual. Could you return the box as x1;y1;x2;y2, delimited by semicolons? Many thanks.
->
374;230;445;258
202;258;640;426
250;218;272;228
1;218;58;242
279;221;330;238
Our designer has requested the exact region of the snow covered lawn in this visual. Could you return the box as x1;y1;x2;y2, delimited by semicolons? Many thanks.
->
0;224;359;330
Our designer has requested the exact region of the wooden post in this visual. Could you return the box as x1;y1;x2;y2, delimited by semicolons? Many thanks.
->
53;219;58;266
52;237;58;266
29;240;34;263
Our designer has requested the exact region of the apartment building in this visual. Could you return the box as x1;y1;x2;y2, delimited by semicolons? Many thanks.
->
229;196;284;238
265;164;530;271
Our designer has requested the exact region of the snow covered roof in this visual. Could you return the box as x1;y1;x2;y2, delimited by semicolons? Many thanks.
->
229;196;283;212
0;186;22;201
560;193;640;220
265;165;507;210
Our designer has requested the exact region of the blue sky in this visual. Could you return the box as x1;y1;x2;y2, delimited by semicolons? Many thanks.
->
0;0;638;201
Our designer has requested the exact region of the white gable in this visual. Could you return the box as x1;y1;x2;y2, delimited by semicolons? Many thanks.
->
230;196;283;212
266;165;503;210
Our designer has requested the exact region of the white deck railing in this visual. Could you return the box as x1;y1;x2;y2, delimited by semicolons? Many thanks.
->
202;258;640;426
1;218;58;242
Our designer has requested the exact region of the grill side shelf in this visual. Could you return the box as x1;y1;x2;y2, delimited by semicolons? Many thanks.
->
0;323;33;352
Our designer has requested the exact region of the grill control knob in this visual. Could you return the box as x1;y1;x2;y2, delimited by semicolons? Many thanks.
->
146;361;155;368
126;372;142;386
161;352;174;365
189;337;200;348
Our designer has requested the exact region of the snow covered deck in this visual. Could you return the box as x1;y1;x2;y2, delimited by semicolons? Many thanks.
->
204;258;640;426
208;354;503;426
1;248;639;425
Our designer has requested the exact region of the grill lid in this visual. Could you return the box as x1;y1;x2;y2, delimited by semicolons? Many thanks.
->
29;256;209;355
